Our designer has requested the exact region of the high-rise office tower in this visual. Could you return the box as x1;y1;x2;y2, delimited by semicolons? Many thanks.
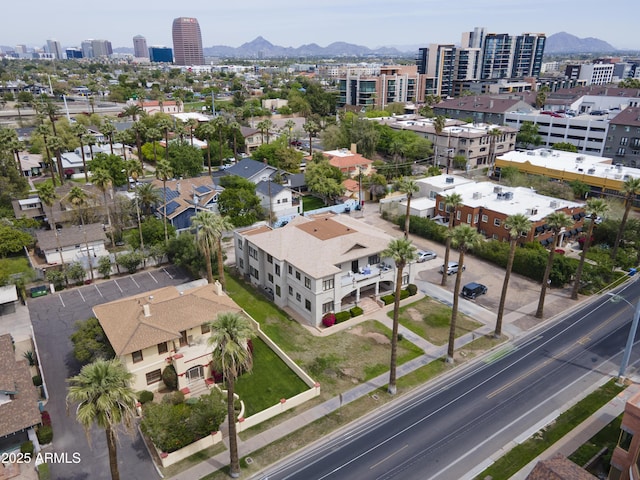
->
172;17;204;65
133;35;148;59
149;46;173;63
91;39;112;57
46;39;64;60
81;40;93;58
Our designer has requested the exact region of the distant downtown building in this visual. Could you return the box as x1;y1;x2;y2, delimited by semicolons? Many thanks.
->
46;39;64;60
172;17;204;66
149;46;173;63
133;35;148;59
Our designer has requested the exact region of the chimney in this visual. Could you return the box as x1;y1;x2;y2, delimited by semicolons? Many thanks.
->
350;143;357;154
143;304;151;317
176;181;180;193
214;280;223;296
489;100;494;109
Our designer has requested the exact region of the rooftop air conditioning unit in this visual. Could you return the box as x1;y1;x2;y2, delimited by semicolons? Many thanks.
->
529;208;538;215
493;186;503;193
445;177;454;184
587;168;596;174
504;191;514;200
472;192;482;199
576;156;585;161
550;201;558;208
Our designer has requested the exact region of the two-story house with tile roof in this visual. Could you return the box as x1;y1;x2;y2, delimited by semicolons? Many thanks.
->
234;213;416;328
93;282;243;393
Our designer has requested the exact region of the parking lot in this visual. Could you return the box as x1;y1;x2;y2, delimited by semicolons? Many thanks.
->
28;264;191;480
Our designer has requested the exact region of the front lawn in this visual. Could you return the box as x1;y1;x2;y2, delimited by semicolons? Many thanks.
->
235;337;308;416
0;256;35;283
393;296;482;346
302;195;325;212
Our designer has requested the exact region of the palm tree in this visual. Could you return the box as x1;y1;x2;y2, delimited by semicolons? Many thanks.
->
121;104;143;122
46;135;66;184
284;119;296;146
441;192;463;286
397;177;419;239
208;313;255;479
389;139;406;178
535;212;573;319
212;116;227;167
135;182;161;216
381;238;417;395
155;160;173;245
495;213;532;337
447;224;482;362
192;210;228;285
36;124;56;186
487;127;502;171
227;120;241;159
66;186;95;282
101;119;116;155
572;198;608;300
157;117;173;162
66;359;137;480
303;120;320;156
611;178;640;263
37;182;65;271
72;123;89;182
196;121;217;175
83;134;97;161
115;130;130;161
146;128;162;163
91;168;115;247
126;160;146;249
256;119;270;145
39;100;64;181
432;115;446;166
186;118;199;146
131;121;147;171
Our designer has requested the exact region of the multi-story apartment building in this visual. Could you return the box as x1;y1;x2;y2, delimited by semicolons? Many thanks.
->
234;213;416;328
565;63;615;86
433;95;534;125
433;182;585;246
605;106;640;167
338;65;421;109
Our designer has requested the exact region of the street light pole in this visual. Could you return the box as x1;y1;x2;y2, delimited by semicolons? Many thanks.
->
619;296;640;382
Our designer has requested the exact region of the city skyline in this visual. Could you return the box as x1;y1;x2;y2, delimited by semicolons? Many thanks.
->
3;0;638;52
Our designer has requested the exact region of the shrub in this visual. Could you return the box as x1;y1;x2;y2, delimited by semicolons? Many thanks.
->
350;306;363;317
162;365;178;391
37;463;50;480
41;411;52;427
322;313;336;327
32;375;42;387
162;391;185;405
381;294;395;305
20;441;34;456
400;289;410;300
335;311;351;323
70;317;115;365
37;425;53;444
406;284;418;296
138;390;154;404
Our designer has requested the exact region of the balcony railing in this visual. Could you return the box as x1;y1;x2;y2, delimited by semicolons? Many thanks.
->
340;264;393;287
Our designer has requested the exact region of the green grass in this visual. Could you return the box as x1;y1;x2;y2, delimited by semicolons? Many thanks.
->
235;337;308;416
569;413;621;470
393;296;482;346
476;380;625;480
0;256;35;283
302;195;326;212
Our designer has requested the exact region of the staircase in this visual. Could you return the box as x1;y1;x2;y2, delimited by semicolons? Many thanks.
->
184;378;213;399
359;296;380;316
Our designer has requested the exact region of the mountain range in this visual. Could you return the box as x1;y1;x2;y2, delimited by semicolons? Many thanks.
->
544;32;617;53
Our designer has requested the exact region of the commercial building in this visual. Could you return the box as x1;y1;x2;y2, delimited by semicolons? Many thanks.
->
234;213;416;328
133;35;148;59
65;48;83;59
46;39;63;60
172;17;204;66
338;65;421;109
148;46;173;63
565;63;615;86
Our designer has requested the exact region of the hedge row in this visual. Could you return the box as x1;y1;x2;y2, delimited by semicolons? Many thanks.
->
321;306;365;328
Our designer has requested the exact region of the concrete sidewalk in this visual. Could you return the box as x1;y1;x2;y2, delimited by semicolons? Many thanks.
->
169;281;587;480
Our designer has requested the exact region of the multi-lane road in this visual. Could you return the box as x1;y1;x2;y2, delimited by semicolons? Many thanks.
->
259;278;640;480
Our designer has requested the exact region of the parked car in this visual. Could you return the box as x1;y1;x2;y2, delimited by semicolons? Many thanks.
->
417;250;437;262
439;261;465;275
461;282;487;299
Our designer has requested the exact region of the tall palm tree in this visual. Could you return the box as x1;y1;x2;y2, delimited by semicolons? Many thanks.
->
131;121;147;171
37;182;65;270
66;186;95;282
83;134;96;161
447;224;482;362
66;359;137;480
397;177;419;239
389;139;406;178
227;120;241;159
36;124;56;186
196;121;217;175
192;210;216;283
212;116;227;167
157;117;173;162
101;119;116;155
381;238;417;395
611;177;640;263
284;119;296;146
121;104;143;122
125;159;146;249
432;115;446;167
441;192;463;286
207;313;255;479
146;128;162;163
186;118;198;146
256;119;270;145
487;127;502;170
155;160;173;245
72;123;89;182
39;100;64;181
135;182;161;216
495;213;532;337
114;130;130;161
91;168;115;247
46;135;66;184
572;198;608;300
303;120;320;156
535;212;573;319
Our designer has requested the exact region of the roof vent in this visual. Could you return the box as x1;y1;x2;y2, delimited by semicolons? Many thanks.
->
445;177;454;184
143;304;151;317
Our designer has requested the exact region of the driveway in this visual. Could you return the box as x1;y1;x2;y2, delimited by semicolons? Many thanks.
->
28;265;192;480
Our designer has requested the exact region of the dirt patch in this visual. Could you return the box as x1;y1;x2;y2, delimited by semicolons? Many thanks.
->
405;307;423;323
349;325;390;345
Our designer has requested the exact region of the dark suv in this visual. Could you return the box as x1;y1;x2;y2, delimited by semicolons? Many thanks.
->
461;282;487;299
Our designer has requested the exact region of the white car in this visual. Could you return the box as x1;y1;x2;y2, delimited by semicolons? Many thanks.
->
417;250;437;262
439;261;465;275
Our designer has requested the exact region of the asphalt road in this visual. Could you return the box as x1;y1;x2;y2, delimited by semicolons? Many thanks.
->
259;279;640;480
28;265;191;480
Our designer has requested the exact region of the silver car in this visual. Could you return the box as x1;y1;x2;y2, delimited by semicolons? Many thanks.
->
417;250;437;262
439;261;465;275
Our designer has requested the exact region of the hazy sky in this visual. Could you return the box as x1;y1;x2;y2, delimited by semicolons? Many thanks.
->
3;0;637;51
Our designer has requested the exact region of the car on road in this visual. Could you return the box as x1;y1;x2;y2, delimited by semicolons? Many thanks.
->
461;282;487;299
439;261;465;275
417;250;437;262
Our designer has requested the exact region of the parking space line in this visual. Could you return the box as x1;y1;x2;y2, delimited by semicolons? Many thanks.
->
162;267;174;279
114;280;123;293
148;271;158;284
59;295;65;307
94;284;103;298
131;276;140;288
78;289;85;303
